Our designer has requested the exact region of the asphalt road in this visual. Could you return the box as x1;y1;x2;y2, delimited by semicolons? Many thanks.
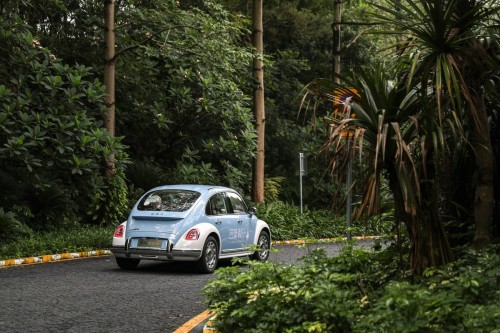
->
0;241;372;333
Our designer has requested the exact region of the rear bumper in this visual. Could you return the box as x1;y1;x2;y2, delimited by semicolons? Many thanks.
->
110;246;202;262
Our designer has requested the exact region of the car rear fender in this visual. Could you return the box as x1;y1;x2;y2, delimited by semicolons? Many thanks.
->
173;222;221;251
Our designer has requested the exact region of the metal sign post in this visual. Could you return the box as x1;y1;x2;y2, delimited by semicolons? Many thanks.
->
299;153;305;214
346;139;352;240
338;92;357;242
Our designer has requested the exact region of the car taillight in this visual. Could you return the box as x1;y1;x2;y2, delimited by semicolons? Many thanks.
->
185;228;199;240
114;225;125;238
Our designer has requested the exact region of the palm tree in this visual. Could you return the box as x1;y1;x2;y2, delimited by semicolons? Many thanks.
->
302;0;499;274
303;65;454;274
370;0;500;249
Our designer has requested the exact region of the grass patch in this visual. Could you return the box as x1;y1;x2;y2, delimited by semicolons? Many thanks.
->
0;225;114;260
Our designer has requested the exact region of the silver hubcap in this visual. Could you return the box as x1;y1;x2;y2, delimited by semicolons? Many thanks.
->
205;240;217;269
257;234;269;259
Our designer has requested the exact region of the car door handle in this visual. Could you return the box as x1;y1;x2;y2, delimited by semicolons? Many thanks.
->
237;220;243;224
215;220;222;225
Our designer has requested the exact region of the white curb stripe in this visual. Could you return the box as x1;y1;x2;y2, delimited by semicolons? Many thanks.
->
0;250;112;268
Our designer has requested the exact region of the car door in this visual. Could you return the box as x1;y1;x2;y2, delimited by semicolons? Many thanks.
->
225;191;255;251
205;193;237;252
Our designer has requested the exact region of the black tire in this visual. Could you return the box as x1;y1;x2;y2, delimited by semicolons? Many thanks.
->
115;257;140;270
251;231;270;261
196;236;219;274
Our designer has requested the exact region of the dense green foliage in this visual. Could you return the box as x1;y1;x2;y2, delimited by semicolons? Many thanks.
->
204;244;500;332
0;16;129;235
219;0;386;206
114;1;258;192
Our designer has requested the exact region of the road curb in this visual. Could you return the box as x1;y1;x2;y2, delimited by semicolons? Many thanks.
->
0;250;112;268
272;235;380;246
0;236;382;268
172;310;213;333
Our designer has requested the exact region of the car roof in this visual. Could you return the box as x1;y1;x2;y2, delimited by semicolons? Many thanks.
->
148;184;234;194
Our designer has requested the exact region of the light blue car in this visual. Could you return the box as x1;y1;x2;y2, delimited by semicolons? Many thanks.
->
111;184;271;273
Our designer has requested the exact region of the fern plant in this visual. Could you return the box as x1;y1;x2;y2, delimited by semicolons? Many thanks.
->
0;208;26;242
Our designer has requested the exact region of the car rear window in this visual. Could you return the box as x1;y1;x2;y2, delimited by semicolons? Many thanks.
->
137;190;201;212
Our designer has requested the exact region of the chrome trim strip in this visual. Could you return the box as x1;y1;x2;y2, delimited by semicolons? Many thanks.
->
221;248;247;254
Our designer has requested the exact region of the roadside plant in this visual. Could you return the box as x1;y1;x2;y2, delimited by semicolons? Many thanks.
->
355;246;500;332
300;0;500;275
257;201;392;241
205;242;500;332
0;208;25;242
204;250;362;333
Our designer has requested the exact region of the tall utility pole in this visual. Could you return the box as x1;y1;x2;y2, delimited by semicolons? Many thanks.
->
252;0;265;203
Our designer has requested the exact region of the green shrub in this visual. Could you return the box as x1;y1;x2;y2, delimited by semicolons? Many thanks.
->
264;176;285;203
204;243;500;333
204;249;362;333
257;201;392;241
125;160;170;194
0;208;26;242
0;225;114;260
86;172;130;226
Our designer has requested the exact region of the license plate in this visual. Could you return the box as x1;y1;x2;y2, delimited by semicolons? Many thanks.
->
137;238;163;248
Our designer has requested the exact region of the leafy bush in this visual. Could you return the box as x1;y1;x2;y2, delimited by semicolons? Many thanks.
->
86;172;130;226
257;201;392;240
0;208;26;242
125;160;170;194
204;250;363;333
0;16;128;233
204;244;500;333
264;176;285;203
356;247;500;332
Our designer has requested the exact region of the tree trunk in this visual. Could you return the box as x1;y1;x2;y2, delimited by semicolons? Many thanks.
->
252;0;265;203
411;176;453;275
104;0;115;137
470;79;494;249
388;161;453;275
104;0;116;177
332;0;342;84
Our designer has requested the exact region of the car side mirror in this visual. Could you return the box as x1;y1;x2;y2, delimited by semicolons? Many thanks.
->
248;207;257;215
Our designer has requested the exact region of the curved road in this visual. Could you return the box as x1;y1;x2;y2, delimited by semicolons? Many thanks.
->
0;241;372;332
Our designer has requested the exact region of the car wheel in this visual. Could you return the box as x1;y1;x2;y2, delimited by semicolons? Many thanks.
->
251;231;270;261
196;236;219;274
115;257;140;270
